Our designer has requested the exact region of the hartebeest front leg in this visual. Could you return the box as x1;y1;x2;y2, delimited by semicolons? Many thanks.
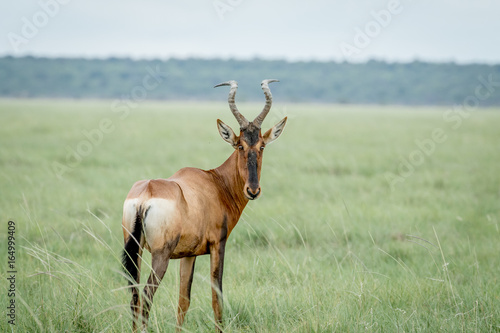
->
176;256;197;331
209;240;226;332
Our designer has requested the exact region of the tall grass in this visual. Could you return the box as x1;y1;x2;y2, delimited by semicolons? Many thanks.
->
1;99;499;332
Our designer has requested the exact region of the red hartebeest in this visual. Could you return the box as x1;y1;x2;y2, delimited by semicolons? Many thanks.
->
122;79;287;332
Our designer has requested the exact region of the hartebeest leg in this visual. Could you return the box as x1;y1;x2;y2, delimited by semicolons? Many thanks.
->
209;240;226;332
131;245;143;333
176;256;197;331
141;238;179;331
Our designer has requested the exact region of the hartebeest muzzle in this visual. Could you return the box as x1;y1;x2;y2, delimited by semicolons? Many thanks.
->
245;150;261;200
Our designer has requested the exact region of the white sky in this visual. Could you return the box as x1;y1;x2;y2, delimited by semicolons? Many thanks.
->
1;0;499;63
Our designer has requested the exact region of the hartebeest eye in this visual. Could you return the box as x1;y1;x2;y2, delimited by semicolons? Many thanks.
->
238;145;244;150
260;146;265;151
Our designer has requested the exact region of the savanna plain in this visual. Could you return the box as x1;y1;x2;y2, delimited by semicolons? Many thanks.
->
0;99;499;332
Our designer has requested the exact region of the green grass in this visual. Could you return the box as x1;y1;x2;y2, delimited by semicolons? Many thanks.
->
1;99;499;332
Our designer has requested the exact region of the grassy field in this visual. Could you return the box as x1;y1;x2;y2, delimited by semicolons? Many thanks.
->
1;99;499;332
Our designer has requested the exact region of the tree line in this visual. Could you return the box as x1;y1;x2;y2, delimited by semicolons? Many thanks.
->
1;56;499;106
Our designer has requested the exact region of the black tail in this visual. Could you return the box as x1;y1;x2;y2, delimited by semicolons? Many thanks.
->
122;208;143;287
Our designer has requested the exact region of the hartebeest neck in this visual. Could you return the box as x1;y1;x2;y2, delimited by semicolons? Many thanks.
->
210;150;249;230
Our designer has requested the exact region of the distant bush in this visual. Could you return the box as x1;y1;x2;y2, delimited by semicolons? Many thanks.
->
1;56;499;105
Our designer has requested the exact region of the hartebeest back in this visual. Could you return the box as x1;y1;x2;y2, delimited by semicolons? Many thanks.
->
122;79;287;332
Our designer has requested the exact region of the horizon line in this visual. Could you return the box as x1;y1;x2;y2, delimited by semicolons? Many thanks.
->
1;53;499;67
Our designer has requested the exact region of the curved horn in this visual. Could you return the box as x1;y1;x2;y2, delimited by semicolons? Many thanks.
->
214;80;249;129
253;79;279;128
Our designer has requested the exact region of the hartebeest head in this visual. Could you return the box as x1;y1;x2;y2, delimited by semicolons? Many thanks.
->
215;79;287;200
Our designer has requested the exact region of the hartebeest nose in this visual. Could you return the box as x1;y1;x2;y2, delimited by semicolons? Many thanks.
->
245;186;261;200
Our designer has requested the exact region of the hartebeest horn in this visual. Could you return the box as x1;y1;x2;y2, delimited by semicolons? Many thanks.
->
253;79;279;128
214;80;249;129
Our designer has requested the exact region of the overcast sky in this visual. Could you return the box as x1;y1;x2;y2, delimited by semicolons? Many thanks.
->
1;0;499;64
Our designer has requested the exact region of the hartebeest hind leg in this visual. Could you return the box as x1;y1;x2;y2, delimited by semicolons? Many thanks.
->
130;245;143;332
141;239;179;332
176;256;197;330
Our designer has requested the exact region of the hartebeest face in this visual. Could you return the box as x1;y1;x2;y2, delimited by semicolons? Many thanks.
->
217;119;286;200
215;79;287;200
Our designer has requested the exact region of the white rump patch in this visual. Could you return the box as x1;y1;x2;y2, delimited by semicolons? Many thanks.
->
143;198;178;250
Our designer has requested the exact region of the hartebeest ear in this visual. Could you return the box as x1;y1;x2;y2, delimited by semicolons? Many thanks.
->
217;119;238;147
263;117;287;145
